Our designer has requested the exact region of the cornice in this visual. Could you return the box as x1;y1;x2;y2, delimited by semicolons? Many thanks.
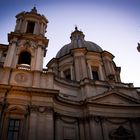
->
16;11;48;23
10;86;59;94
0;84;11;90
0;85;59;97
54;76;79;87
8;32;49;45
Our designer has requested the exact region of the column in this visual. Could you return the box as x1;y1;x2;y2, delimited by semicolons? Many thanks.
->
32;71;40;88
70;65;74;80
15;19;22;31
84;118;90;140
101;118;109;140
74;56;81;81
37;114;46;140
22;20;27;33
110;61;115;75
55;115;63;140
1;68;11;84
4;41;17;68
103;60;111;76
88;63;92;79
35;45;42;71
131;119;140;140
40;23;44;35
46;69;54;89
89;116;103;140
89;117;94;140
0;51;2;60
33;22;38;35
80;56;88;79
99;65;104;80
44;107;54;140
43;25;46;35
60;70;64;78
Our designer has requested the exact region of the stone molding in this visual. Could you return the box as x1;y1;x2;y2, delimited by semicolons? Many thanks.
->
29;105;53;114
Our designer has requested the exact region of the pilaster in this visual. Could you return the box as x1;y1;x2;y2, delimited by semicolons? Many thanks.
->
28;112;38;140
35;45;43;71
78;118;85;140
1;68;11;85
28;105;54;140
89;116;103;140
72;48;87;81
131;119;140;140
32;71;41;88
4;40;17;68
84;117;90;140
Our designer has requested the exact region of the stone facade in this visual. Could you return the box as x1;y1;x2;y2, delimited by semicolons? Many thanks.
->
0;7;140;140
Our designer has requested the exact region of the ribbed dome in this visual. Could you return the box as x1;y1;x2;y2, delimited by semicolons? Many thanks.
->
56;27;103;58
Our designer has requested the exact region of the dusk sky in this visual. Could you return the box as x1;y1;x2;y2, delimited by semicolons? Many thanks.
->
0;0;140;87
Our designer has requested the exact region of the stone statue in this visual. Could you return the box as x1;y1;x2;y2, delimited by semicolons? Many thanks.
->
137;42;140;52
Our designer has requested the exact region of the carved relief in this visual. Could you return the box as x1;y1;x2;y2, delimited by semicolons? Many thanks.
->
17;39;37;49
109;125;134;140
15;73;28;83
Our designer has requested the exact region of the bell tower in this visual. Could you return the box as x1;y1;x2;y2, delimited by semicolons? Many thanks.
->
2;7;49;86
4;7;49;71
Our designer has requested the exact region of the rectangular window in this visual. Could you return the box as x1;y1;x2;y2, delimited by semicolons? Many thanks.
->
26;21;35;33
63;69;71;80
91;66;99;80
7;119;20;140
92;70;99;80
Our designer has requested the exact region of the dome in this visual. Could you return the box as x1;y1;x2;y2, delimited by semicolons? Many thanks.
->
56;27;103;58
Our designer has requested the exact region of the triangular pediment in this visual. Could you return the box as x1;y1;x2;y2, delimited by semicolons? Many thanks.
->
88;92;139;105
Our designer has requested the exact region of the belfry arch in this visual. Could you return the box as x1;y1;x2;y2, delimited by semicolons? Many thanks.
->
18;51;31;65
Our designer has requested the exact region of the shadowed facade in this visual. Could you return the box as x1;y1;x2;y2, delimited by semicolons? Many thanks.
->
0;7;140;140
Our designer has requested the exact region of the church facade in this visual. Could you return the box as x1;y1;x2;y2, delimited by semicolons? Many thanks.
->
0;7;140;140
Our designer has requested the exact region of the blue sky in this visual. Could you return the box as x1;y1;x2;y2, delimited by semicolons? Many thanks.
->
0;0;140;87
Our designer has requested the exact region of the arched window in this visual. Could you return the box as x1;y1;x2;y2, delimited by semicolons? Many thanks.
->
91;66;99;80
18;51;31;65
63;69;71;80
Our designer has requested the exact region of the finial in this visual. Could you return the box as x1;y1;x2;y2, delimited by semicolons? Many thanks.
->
137;42;140;52
75;25;78;31
31;5;37;13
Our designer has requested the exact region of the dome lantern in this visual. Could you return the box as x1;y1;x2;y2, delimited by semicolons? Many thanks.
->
70;26;85;41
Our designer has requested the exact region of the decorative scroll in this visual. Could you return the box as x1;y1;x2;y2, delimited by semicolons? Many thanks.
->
29;105;53;114
17;39;37;49
54;113;77;124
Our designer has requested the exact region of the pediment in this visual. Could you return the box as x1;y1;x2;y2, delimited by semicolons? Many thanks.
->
88;92;139;105
6;105;26;114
